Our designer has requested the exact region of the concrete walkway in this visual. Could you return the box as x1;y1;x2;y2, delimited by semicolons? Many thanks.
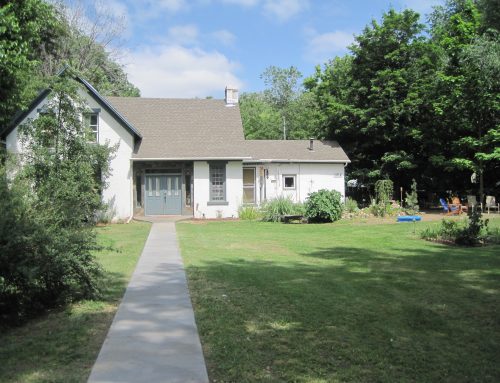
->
88;222;209;383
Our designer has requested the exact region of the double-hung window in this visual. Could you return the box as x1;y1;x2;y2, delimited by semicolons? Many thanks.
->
84;112;99;143
208;162;228;205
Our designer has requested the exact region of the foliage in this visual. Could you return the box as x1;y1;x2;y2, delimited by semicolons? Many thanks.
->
0;74;115;323
375;179;394;204
304;189;343;223
404;179;419;214
344;197;359;213
240;92;282;139
456;209;489;246
369;199;397;217
261;65;302;111
0;0;139;132
0;222;151;381
41;0;140;97
484;226;500;244
305;9;433;187
238;205;261;220
420;210;493;246
260;196;304;222
0;0;60;127
241;67;324;140
306;2;500;196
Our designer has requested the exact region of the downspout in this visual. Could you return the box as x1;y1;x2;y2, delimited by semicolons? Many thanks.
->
127;158;134;223
298;163;301;202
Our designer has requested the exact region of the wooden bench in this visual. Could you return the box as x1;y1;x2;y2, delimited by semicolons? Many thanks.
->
282;215;306;223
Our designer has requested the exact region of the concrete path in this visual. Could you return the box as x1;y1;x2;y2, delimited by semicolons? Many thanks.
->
88;222;209;383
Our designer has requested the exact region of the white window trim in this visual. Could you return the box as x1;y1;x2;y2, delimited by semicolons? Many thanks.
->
84;108;100;143
283;174;296;190
243;167;256;204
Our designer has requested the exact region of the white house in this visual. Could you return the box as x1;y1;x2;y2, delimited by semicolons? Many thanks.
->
1;76;350;220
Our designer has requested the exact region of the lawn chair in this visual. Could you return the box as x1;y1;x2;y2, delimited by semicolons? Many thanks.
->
439;198;461;215
485;196;499;214
467;195;478;212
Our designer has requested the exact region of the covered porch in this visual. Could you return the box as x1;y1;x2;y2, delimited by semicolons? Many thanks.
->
133;160;194;217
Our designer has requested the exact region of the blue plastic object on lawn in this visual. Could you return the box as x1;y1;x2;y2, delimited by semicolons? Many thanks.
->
397;215;422;222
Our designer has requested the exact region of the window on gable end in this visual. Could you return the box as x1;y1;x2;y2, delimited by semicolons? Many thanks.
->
84;112;99;143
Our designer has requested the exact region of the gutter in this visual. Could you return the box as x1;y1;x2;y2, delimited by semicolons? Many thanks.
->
131;158;350;163
242;159;351;164
131;157;252;161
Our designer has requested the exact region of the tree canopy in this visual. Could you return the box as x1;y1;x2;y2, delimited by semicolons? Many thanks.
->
0;0;139;129
302;0;499;199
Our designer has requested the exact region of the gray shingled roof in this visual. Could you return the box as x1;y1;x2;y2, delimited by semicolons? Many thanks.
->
107;97;248;159
106;97;350;162
243;140;350;163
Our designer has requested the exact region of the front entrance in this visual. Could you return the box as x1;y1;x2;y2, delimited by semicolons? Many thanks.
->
145;175;182;215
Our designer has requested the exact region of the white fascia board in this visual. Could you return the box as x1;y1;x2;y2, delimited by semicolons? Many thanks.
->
243;159;351;164
131;157;251;161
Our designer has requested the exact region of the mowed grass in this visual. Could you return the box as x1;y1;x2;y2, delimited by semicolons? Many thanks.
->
178;218;500;383
0;221;151;383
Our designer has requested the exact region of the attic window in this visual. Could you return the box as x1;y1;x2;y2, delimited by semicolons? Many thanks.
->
84;112;99;142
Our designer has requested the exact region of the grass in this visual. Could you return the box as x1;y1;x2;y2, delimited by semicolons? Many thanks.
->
177;218;500;383
0;221;151;383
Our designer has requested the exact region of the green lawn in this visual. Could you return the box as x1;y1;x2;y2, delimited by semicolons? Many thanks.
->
0;221;151;383
178;218;500;383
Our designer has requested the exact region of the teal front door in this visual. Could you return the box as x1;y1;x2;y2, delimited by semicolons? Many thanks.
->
145;175;182;215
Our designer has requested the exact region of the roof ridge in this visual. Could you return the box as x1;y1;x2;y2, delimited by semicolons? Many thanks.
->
106;96;225;102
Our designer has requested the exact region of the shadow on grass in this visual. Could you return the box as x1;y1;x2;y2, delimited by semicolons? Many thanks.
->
0;270;129;383
186;244;500;383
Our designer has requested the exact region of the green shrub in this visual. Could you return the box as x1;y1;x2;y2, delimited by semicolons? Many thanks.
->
0;76;113;324
261;196;303;222
420;226;439;240
305;189;343;223
420;210;492;246
375;179;393;204
344;197;359;213
238;205;261;220
404;179;419;215
455;210;488;246
369;199;396;217
439;219;462;240
484;227;500;244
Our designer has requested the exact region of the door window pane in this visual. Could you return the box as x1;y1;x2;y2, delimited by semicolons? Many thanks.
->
185;174;191;207
155;176;160;196
148;177;153;196
243;168;255;204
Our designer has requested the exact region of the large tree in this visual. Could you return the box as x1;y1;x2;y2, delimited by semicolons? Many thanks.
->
306;9;438;189
1;73;115;322
429;0;499;200
306;2;499;199
41;0;140;97
0;0;60;127
241;66;323;140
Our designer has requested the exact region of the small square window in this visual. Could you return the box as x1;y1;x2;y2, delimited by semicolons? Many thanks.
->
283;175;296;190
